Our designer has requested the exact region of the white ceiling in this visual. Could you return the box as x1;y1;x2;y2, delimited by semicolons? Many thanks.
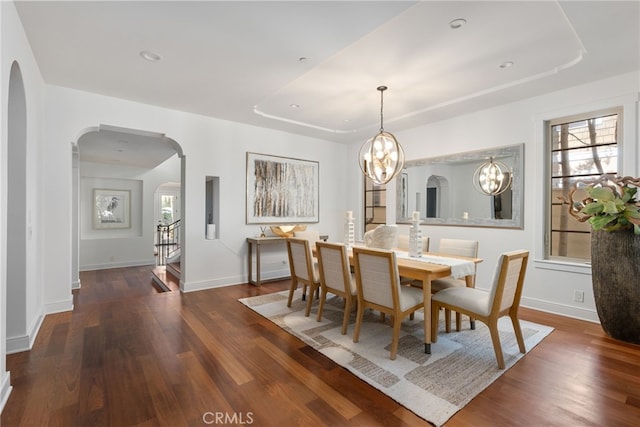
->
14;0;640;168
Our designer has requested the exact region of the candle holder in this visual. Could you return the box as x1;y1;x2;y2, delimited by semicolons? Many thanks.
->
409;219;423;258
344;213;355;249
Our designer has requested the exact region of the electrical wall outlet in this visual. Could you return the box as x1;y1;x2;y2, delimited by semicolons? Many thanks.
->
574;290;585;303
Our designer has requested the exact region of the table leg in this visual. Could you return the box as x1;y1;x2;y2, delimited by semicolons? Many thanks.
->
247;241;254;286
422;274;432;354
465;274;476;329
255;243;262;286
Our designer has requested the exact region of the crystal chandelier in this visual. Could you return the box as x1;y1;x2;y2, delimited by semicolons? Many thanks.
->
358;86;404;185
473;157;512;195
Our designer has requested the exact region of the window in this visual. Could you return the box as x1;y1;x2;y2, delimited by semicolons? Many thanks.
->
547;108;621;261
364;178;386;233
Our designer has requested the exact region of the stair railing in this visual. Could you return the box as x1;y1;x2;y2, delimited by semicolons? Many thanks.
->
156;219;181;266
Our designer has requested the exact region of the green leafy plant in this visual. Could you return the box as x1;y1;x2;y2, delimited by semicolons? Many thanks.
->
566;174;640;235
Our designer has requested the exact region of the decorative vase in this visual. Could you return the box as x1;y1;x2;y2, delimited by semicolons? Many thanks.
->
408;219;423;258
591;229;640;344
344;212;355;249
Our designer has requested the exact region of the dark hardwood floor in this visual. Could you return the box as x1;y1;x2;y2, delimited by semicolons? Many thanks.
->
2;265;640;426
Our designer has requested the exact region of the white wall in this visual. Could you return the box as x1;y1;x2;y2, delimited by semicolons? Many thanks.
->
1;0;638;415
43;85;348;295
386;71;639;322
1;0;48;410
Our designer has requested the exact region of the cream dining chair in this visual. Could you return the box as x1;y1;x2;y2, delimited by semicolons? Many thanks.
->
396;234;430;252
431;238;479;332
431;249;529;369
293;230;321;249
352;247;424;360
363;224;398;249
286;237;321;317
315;241;358;335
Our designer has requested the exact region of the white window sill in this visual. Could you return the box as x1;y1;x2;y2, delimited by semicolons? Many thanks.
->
533;259;592;275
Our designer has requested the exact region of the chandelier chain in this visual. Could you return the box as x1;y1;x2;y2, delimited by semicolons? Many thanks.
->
378;85;387;132
379;89;384;132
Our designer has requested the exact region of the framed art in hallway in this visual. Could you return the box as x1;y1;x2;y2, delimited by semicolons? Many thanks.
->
246;152;319;224
93;188;131;229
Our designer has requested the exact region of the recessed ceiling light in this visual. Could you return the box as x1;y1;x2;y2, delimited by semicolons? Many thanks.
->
298;57;308;63
290;104;300;109
449;18;467;29
499;61;514;69
140;50;161;62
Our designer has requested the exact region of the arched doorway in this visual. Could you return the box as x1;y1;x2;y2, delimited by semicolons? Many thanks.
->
6;61;28;351
72;125;185;290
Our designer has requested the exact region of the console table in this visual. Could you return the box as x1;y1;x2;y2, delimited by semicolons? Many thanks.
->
246;235;327;286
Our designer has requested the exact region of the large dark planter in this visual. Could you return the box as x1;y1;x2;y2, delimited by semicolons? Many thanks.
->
591;229;640;344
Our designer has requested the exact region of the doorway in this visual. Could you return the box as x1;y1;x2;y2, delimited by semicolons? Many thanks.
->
72;126;184;286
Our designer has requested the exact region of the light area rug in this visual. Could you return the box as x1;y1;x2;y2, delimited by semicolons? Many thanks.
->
239;289;554;426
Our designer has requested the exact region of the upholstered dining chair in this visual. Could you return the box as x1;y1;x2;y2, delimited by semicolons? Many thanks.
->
286;237;321;317
431;238;479;332
363;224;399;249
396;234;430;252
431;249;529;369
293;230;321;249
352;247;424;360
315;241;358;335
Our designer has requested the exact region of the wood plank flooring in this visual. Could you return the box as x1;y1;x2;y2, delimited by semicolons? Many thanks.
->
2;265;640;426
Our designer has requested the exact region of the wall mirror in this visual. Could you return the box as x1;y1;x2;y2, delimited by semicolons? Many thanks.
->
396;144;524;229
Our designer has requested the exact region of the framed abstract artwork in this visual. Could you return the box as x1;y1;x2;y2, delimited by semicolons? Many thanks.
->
93;188;131;229
246;152;319;224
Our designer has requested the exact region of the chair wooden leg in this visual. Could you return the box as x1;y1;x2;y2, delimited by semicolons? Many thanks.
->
316;288;327;322
510;313;526;354
410;312;415;320
488;319;505;369
304;284;316;317
390;316;402;360
301;283;307;301
455;312;462;331
287;278;298;307
445;308;452;333
353;302;365;343
340;298;351;335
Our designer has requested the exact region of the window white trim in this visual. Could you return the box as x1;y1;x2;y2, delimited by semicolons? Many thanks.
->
534;92;639;269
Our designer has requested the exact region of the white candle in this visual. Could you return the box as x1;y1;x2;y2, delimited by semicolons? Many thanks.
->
347;210;353;219
412;211;420;221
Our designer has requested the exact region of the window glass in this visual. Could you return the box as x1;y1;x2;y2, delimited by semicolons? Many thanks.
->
548;110;620;260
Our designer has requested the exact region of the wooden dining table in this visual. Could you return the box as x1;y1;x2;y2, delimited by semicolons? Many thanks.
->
347;248;482;354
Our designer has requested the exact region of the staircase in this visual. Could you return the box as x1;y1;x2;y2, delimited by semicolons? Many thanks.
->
152;262;181;292
153;220;182;292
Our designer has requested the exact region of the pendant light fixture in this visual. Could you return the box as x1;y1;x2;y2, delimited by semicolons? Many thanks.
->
358;86;404;185
472;157;512;196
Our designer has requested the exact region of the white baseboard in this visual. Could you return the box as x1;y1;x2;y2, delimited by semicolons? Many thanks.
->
6;311;45;354
521;296;599;323
45;298;74;315
182;269;290;293
72;278;81;290
0;371;12;414
80;258;156;271
181;276;244;293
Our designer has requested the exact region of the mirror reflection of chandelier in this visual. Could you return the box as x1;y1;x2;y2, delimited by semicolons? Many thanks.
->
358;86;405;185
473;157;512;195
